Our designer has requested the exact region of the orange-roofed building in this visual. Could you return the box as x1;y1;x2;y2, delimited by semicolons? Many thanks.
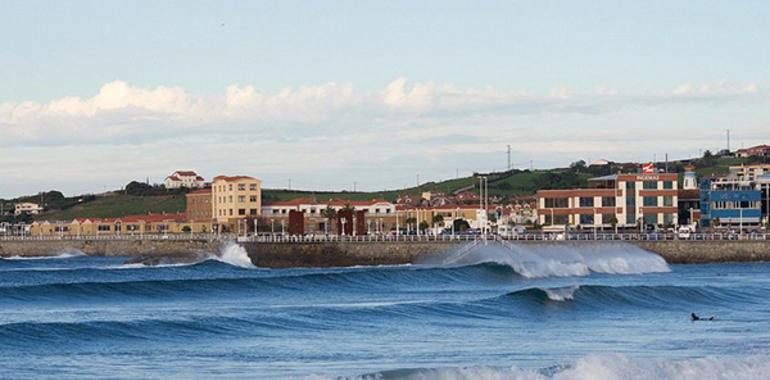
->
211;175;262;231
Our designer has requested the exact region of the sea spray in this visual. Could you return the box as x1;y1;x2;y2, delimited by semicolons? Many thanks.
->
421;242;669;278
214;242;256;269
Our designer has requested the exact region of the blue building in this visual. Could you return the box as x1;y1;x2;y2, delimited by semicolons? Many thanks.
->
700;178;762;229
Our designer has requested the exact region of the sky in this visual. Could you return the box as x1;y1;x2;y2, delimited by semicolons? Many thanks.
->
1;0;769;198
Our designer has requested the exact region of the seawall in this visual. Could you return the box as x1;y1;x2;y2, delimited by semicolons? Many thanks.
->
2;239;770;267
0;239;221;258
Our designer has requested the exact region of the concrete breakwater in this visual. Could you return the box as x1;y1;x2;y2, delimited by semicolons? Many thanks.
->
0;239;221;259
2;239;770;267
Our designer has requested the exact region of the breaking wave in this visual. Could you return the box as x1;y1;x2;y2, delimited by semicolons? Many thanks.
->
422;242;669;278
501;284;764;308
212;242;256;269
338;354;770;380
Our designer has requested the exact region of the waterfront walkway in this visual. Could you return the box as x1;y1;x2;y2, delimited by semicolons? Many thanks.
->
1;232;769;242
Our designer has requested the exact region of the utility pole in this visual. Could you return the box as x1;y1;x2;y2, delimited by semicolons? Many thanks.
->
507;145;512;170
727;129;731;152
665;153;668;173
353;182;357;192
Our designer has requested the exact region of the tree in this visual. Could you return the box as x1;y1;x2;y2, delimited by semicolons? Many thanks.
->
703;150;713;158
419;221;429;231
405;217;417;230
432;213;444;227
181;226;192;233
321;206;337;220
609;216;619;233
569;160;587;170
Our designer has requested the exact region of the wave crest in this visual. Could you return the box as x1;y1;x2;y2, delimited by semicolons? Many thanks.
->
422;242;669;278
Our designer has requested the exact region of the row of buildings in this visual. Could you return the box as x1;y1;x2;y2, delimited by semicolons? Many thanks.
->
535;164;770;231
22;160;770;237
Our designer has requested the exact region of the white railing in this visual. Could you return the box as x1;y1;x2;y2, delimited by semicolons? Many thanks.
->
1;232;769;243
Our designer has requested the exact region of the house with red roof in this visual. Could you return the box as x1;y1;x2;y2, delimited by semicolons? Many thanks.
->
164;170;206;189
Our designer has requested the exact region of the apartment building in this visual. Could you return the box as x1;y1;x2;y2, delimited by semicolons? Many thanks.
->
211;175;262;229
537;172;679;229
185;188;212;222
700;178;762;228
729;164;770;182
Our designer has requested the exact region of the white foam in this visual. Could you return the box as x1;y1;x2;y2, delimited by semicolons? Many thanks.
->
542;286;579;301
213;242;256;269
426;242;669;278
316;354;770;380
3;249;87;260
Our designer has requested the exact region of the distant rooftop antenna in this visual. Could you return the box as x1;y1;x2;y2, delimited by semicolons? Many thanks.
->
507;145;512;170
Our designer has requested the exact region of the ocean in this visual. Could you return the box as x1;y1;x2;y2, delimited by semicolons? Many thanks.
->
1;242;769;379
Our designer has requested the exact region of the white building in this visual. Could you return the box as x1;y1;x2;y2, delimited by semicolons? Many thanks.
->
15;202;43;216
164;171;206;189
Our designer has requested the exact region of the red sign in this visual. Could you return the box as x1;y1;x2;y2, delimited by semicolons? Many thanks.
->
642;163;654;174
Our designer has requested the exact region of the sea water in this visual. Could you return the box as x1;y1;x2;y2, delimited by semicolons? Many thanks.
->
1;243;769;379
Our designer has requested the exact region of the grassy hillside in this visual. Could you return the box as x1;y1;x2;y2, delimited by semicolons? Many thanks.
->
36;193;185;221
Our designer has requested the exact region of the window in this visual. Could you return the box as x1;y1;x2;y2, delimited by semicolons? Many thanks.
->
544;214;569;225
739;201;751;208
238;195;245;202
663;214;674;225
375;208;381;213
602;214;616;225
250;195;257;202
579;197;594;207
228;195;233;202
663;181;673;189
229;209;233;216
157;224;168;232
544;198;569;208
643;214;658;225
643;196;657;207
250;209;257;215
238;184;246;191
643;181;657;189
238;209;246;216
249;184;257;191
601;197;616;207
98;225;110;231
663;196;673;207
626;181;636;190
228;184;233;191
579;214;594;225
272;209;279;214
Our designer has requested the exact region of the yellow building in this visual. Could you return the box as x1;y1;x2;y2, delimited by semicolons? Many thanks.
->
29;213;212;237
211;175;262;231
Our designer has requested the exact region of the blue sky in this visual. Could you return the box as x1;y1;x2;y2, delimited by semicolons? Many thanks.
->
1;1;769;197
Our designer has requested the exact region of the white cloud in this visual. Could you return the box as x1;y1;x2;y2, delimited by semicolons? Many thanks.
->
0;78;767;197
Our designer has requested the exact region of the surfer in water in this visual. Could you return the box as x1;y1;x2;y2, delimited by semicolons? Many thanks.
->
691;312;715;321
